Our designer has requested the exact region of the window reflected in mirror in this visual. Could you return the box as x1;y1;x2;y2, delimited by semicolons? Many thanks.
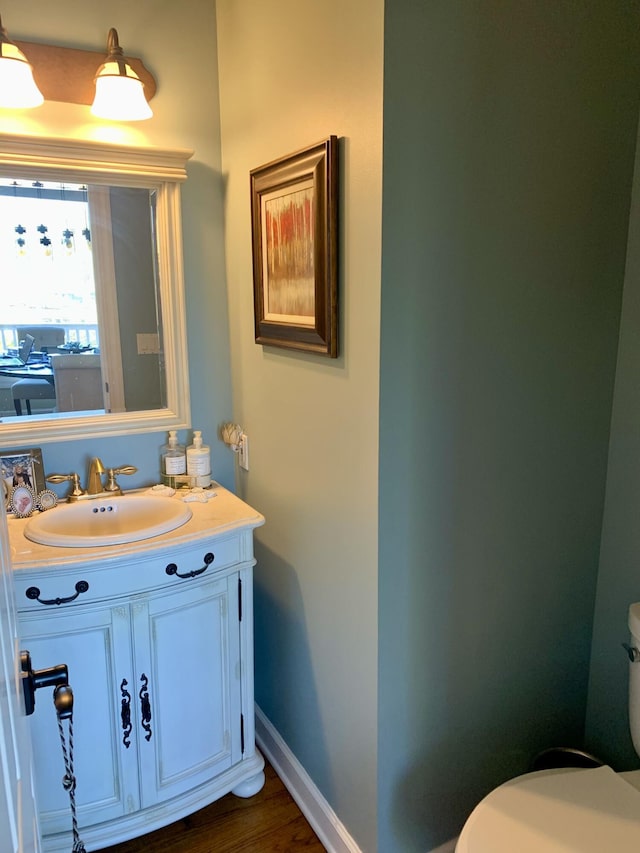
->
0;133;191;449
0;177;165;419
0;179;97;343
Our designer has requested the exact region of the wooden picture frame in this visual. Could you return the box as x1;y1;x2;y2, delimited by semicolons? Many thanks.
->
250;136;339;357
0;447;45;509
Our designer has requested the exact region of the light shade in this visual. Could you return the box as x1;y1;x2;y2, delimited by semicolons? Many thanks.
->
90;28;152;121
0;16;44;109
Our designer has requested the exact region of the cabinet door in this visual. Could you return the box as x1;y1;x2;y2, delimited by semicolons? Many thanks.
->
18;603;139;835
132;574;242;807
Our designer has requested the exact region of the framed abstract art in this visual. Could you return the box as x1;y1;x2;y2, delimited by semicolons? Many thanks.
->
250;136;339;357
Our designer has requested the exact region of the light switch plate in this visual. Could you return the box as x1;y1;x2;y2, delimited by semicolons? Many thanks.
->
239;433;249;471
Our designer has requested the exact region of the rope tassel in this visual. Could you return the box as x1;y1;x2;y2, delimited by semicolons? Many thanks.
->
55;693;86;853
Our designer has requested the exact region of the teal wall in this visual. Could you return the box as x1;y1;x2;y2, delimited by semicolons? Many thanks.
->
110;187;162;412
379;1;640;849
586;127;640;769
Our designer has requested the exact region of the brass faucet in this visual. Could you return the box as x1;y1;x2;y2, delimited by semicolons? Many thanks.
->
86;457;106;495
46;459;138;501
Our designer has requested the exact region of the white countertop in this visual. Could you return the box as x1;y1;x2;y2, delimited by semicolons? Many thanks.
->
8;484;264;572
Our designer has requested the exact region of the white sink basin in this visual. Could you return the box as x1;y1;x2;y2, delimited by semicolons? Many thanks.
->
24;495;192;547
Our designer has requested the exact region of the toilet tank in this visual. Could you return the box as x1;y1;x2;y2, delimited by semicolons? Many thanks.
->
629;603;640;758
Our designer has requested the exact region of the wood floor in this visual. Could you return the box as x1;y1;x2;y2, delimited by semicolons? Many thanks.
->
95;762;326;853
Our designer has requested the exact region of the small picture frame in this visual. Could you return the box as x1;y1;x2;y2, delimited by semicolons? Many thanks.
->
250;136;339;357
37;489;58;512
0;448;45;509
10;485;36;518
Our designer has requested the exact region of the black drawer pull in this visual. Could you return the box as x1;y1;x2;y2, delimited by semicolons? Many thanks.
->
165;552;214;580
25;580;89;606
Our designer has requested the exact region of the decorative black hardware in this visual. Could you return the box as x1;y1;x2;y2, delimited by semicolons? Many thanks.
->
165;551;215;580
139;674;152;741
26;580;89;607
120;679;132;748
54;684;74;720
20;650;69;716
20;650;84;849
240;712;245;755
54;685;85;853
623;642;640;662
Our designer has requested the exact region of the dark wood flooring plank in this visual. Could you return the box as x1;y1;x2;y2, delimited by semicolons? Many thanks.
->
94;762;326;853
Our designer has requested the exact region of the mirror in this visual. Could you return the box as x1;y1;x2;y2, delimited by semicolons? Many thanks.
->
0;133;193;449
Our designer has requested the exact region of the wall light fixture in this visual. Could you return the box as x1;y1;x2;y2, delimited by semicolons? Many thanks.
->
91;28;152;121
0;16;156;121
0;14;44;109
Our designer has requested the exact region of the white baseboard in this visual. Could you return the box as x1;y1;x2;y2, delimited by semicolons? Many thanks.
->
255;705;459;853
255;704;362;853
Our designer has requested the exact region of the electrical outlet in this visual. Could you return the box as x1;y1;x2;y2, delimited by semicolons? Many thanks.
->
239;433;249;471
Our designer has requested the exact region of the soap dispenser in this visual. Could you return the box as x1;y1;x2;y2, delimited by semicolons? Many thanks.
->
187;430;211;488
161;430;186;477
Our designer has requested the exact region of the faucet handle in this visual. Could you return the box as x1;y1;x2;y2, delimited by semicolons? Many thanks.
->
113;466;137;477
46;472;85;499
104;465;138;493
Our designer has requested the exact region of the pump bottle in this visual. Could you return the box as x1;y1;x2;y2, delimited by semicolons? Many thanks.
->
187;430;211;488
161;430;186;477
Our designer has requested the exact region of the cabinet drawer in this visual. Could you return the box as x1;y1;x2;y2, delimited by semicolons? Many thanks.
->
14;535;244;612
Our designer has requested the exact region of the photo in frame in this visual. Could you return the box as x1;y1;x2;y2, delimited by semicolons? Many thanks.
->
250;136;339;357
9;484;36;518
0;447;45;508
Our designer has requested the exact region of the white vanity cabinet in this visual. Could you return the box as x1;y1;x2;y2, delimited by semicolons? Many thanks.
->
18;599;136;834
10;489;265;853
132;570;243;808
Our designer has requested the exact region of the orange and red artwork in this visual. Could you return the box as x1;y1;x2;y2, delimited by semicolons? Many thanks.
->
261;180;315;325
250;136;338;356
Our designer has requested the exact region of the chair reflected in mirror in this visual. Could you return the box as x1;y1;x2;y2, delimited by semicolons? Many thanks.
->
16;326;65;353
11;326;65;416
12;379;55;416
51;353;105;412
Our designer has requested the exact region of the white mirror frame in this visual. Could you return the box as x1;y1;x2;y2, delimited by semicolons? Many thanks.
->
0;133;193;449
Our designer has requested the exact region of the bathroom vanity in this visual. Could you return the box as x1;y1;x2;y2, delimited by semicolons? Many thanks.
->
9;486;265;853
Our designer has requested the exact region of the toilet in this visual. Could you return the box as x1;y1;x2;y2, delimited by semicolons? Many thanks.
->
456;602;640;852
